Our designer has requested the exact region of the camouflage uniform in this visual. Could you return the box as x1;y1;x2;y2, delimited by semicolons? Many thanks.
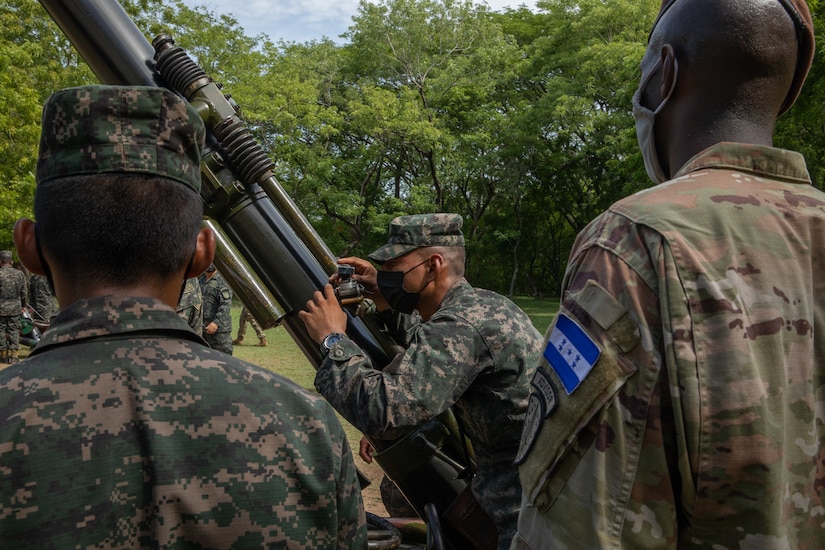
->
0;259;27;361
513;143;825;548
176;277;203;333
235;306;266;344
202;271;233;355
317;277;543;548
28;273;56;322
1;84;366;548
0;295;366;548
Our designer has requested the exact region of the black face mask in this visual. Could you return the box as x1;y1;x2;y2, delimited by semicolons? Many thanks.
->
376;257;431;314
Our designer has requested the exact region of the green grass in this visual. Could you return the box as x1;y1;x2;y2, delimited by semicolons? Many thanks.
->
512;295;559;335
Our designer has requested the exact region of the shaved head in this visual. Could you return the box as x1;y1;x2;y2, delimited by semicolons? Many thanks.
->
648;0;798;120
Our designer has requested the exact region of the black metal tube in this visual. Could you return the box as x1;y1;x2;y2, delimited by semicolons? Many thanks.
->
38;0;160;86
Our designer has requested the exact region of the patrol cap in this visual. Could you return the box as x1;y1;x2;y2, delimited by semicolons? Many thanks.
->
36;85;205;192
368;213;465;264
0;250;12;262
650;0;814;116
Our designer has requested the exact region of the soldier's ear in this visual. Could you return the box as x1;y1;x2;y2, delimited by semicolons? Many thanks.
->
428;253;444;275
187;226;216;278
13;219;46;276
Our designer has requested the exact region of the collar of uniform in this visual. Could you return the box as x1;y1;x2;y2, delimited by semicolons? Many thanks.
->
30;295;206;354
672;142;811;185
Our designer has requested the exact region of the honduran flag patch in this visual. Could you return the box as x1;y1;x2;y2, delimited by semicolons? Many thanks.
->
543;313;601;394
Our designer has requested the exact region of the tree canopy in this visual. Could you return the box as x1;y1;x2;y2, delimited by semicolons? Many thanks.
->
2;0;822;297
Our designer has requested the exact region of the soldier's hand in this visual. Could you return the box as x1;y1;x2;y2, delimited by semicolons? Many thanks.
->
332;257;376;288
298;284;347;343
205;321;218;334
334;257;390;311
359;436;375;464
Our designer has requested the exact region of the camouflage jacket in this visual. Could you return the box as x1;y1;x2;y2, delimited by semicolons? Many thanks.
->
28;274;56;321
514;143;825;549
0;265;26;316
316;278;543;549
176;277;203;333
0;295;366;549
202;273;232;333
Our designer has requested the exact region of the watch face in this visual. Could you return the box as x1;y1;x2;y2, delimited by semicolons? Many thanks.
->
323;332;345;350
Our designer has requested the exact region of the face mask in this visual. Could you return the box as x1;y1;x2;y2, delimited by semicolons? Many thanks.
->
632;56;678;184
377;257;432;314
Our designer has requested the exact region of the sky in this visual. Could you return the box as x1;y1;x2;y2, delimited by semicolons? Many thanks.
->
182;0;538;44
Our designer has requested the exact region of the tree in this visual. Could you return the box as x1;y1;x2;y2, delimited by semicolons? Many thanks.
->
775;0;824;189
0;0;98;251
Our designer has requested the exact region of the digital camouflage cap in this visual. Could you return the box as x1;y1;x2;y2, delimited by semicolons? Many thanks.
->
36;85;205;192
368;213;465;263
0;250;12;262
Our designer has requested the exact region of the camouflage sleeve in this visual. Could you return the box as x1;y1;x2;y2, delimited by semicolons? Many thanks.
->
323;402;369;548
18;272;27;309
202;281;219;324
315;315;485;437
30;277;56;320
514;214;678;548
214;282;232;332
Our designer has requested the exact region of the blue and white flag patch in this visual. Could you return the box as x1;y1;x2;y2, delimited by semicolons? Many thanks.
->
543;313;601;394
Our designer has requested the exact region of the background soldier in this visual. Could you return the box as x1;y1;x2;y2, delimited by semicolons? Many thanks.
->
201;264;233;354
233;306;267;347
28;273;57;323
176;277;202;333
0;84;366;547
299;213;543;549
0;250;27;364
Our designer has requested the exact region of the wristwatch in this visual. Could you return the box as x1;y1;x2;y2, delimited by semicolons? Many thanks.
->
320;332;347;356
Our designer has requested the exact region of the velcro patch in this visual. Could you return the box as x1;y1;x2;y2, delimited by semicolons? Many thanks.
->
543;313;601;394
514;368;558;466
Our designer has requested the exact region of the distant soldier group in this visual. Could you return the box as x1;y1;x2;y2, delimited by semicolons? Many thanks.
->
0;250;57;363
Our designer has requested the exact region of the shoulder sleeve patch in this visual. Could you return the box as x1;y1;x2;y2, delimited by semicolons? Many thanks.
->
543;313;601;394
514;367;559;466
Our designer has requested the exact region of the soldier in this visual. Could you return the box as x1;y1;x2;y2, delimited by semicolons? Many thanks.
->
176;277;202;333
0;85;366;548
28;273;57;323
201;264;233;355
233;306;268;346
0;250;27;364
299;213;544;549
512;1;823;548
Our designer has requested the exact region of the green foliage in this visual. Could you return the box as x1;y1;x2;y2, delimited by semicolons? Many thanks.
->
0;0;97;249
775;0;825;190
6;0;821;296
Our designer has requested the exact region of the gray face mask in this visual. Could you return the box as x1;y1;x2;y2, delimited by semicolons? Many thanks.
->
632;56;678;184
